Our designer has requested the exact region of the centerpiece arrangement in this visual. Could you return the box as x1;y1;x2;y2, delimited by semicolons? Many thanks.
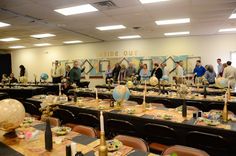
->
112;85;131;110
177;84;189;117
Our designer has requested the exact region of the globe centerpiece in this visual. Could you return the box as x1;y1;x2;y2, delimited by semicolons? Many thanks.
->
40;73;49;82
126;81;134;89
0;99;25;137
149;76;158;86
112;85;131;109
215;77;228;89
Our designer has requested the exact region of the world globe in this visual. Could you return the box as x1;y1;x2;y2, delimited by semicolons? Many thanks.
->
215;77;228;88
112;85;131;102
0;99;25;131
149;76;158;86
40;73;49;81
126;81;134;88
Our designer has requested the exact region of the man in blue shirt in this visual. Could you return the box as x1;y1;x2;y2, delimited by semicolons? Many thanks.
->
193;60;206;77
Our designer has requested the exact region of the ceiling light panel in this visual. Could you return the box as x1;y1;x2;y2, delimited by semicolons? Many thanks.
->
96;25;126;31
156;18;190;25
164;31;190;36
0;37;20;42
118;35;141;39
9;46;25;49
0;22;11;27
30;33;55;38
34;43;51;47
54;4;98;16
63;40;83;44
219;28;236;32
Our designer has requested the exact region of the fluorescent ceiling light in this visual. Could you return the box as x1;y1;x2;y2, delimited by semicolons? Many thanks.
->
229;13;236;19
164;31;190;36
156;18;190;25
118;35;141;39
139;0;169;4
54;4;98;16
34;43;51;47
219;28;236;32
9;46;25;49
30;33;55;38
63;40;83;44
0;22;10;27
0;37;20;42
96;25;126;31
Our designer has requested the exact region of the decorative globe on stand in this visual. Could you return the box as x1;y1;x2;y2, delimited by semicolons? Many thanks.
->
40;73;49;82
149;76;158;86
0;99;25;137
126;81;134;88
215;77;228;88
112;85;131;109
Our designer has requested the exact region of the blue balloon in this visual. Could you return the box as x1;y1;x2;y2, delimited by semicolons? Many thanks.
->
40;73;49;81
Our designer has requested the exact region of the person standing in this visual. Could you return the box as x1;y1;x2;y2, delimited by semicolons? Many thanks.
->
19;65;27;77
217;58;223;77
137;62;143;81
126;62;136;78
175;61;184;84
223;61;236;88
140;64;150;81
204;65;216;84
105;64;113;83
51;60;63;83
161;63;169;77
69;61;85;86
118;64;127;82
151;63;163;80
64;65;71;80
193;60;206;77
112;63;121;82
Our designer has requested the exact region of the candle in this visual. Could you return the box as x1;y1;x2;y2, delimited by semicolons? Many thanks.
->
100;111;104;132
228;80;230;89
95;88;98;99
71;142;77;156
59;83;61;96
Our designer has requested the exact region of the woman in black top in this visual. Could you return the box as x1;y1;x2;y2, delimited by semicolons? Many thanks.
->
19;65;26;77
151;63;163;80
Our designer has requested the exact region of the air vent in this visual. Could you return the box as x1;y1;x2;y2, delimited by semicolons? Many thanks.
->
92;0;118;10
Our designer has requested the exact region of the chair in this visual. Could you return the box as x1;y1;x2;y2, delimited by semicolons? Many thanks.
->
41;116;60;127
52;109;77;128
144;123;177;153
76;113;99;128
162;145;209;156
161;99;177;108
72;125;97;138
114;135;149;152
186;101;206;112
23;101;42;118
187;106;199;112
186;131;229;156
106;119;136;138
150;103;166;109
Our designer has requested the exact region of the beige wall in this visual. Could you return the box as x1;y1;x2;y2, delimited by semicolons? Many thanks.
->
10;34;236;87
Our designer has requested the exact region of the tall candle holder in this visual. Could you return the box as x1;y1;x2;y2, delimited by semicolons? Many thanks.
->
99;111;107;156
222;92;228;122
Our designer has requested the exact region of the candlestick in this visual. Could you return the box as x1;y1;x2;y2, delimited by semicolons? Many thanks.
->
95;88;98;100
59;83;61;96
100;111;104;132
99;131;108;156
223;92;228;122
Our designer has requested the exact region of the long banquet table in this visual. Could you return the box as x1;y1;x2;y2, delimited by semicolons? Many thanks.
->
0;120;157;156
25;96;236;156
69;88;236;114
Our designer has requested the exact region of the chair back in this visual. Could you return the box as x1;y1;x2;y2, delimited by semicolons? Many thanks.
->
186;101;206;111
107;119;136;138
52;108;75;125
144;123;177;145
76;113;99;128
73;125;97;138
186;131;229;156
162;145;209;156
114;135;149;152
23;101;42;116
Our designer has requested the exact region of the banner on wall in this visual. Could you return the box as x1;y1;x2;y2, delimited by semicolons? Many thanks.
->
56;54;198;77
